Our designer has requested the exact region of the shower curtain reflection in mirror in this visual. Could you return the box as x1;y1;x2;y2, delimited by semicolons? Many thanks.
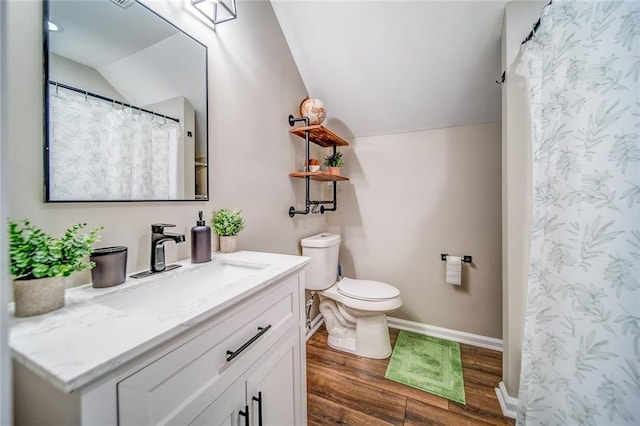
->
48;87;183;201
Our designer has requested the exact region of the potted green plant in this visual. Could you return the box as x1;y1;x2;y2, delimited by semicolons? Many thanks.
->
9;220;103;317
212;209;245;253
324;150;344;175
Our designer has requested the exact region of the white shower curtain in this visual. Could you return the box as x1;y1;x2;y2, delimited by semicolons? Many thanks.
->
49;88;182;200
518;1;639;425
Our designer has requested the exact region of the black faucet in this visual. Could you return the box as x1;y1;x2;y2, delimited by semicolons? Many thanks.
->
130;224;186;279
150;224;185;273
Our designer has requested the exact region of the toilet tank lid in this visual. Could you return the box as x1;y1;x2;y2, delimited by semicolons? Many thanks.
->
301;233;341;248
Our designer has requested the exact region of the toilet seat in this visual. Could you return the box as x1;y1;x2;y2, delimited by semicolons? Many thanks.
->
337;277;400;301
321;278;402;313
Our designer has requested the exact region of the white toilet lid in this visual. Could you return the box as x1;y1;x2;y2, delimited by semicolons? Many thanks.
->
337;278;400;301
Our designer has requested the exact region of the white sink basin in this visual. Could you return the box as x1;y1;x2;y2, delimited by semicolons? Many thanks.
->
97;260;268;317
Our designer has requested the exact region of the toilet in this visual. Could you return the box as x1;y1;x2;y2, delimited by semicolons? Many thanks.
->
301;233;402;359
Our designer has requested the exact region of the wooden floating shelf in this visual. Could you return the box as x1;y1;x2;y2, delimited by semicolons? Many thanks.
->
289;171;349;182
289;125;349;147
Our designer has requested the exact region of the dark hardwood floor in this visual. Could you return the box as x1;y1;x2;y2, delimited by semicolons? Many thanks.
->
307;326;515;426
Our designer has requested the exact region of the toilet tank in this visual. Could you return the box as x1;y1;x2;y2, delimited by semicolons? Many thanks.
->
301;233;341;291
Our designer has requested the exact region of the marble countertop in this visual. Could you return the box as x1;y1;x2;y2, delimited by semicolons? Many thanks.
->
9;251;309;393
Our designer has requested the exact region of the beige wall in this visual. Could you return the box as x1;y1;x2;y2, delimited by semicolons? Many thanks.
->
327;122;503;339
501;0;548;398
6;0;326;288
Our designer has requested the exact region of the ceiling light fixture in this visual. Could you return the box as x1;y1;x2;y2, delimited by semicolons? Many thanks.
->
47;20;64;32
191;0;237;25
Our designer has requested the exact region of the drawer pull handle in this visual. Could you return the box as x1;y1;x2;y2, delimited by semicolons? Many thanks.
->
252;392;263;426
226;325;272;362
238;405;249;426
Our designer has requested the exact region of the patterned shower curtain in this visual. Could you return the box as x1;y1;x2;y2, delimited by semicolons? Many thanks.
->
49;88;182;200
517;1;639;425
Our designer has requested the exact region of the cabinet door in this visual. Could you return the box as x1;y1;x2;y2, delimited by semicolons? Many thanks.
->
190;378;247;426
246;330;302;426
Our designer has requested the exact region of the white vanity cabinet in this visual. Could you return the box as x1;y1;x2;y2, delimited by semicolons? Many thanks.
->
12;255;308;426
117;274;304;426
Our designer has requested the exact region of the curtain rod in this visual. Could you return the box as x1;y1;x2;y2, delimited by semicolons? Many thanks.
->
48;80;180;123
496;0;554;85
521;0;553;45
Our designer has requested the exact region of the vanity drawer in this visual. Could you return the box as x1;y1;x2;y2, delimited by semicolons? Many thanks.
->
117;274;300;426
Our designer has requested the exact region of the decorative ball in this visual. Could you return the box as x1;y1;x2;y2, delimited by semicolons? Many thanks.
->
299;97;326;125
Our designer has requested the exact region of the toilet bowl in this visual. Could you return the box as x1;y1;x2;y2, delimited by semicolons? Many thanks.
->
301;233;402;359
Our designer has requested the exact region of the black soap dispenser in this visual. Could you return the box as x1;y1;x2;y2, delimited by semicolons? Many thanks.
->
191;211;211;263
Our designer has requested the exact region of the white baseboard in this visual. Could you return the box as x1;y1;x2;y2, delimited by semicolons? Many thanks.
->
305;314;324;341
386;317;503;352
495;381;518;419
307;315;503;352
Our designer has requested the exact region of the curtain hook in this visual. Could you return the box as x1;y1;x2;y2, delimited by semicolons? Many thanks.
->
110;100;115;110
55;81;59;96
152;112;155;121
84;90;88;101
163;116;167;124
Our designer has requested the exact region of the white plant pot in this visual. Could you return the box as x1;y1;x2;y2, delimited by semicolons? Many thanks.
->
219;235;238;253
13;276;65;317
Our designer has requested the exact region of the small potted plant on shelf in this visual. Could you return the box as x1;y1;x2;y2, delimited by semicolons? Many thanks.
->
324;151;344;175
305;158;320;172
212;209;245;253
9;220;103;317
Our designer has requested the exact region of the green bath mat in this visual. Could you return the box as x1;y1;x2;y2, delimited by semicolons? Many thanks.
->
385;331;465;404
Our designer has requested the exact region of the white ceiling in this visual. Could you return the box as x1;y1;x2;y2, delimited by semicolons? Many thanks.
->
271;0;507;138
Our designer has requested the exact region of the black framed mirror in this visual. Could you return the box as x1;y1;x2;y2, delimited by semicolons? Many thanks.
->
44;0;208;202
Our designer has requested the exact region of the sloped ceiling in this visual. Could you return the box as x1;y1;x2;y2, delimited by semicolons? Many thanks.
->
271;0;507;138
49;0;177;69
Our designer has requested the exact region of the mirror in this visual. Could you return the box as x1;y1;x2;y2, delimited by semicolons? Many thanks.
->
44;0;208;202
